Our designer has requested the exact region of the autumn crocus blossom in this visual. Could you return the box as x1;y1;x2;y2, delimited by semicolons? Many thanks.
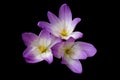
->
38;4;83;40
51;38;97;73
22;30;61;64
22;3;97;74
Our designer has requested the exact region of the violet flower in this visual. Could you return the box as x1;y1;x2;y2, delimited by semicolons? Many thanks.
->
21;3;97;74
38;4;83;40
51;37;97;74
22;30;61;64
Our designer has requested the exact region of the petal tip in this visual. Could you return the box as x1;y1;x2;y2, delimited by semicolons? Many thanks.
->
22;32;28;39
47;11;52;15
47;60;53;64
37;21;42;28
78;18;81;22
37;21;50;30
22;32;37;46
91;47;97;57
61;3;67;7
68;37;75;42
80;32;83;38
60;3;69;11
87;44;97;57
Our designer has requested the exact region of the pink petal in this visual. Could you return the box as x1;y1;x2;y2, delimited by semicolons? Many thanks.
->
64;37;75;48
67;60;82;74
66;37;75;42
44;51;53;64
38;30;61;47
38;30;52;47
61;55;82;74
70;31;83;39
59;4;72;23
70;44;87;59
22;32;38;46
37;21;51;32
77;42;97;57
72;18;81;28
51;42;64;59
47;11;60;23
49;34;62;47
39;30;50;39
23;47;43;63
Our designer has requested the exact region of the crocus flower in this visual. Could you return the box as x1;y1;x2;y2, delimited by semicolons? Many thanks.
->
38;4;83;40
51;37;97;73
22;30;61;64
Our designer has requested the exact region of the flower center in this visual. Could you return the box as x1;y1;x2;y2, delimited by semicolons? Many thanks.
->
64;48;71;55
60;28;68;37
38;45;47;53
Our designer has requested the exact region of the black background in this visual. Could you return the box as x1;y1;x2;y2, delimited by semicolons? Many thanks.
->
4;0;115;79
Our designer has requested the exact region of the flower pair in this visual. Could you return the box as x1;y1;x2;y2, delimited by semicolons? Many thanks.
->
22;4;97;74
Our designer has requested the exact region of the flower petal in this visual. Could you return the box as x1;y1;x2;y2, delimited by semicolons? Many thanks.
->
77;42;97;57
38;30;61;47
67;37;75;42
37;21;51;32
51;42;64;59
70;31;83;39
49;34;62;47
43;50;53;64
47;11;60;23
61;55;82;74
23;46;43;63
70;43;87;59
59;4;72;23
22;32;38;46
39;30;50;39
67;60;82;74
38;30;51;47
72;18;81;29
64;37;75;49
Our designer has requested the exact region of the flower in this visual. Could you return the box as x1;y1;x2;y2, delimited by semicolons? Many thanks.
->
38;4;83;40
22;30;61;64
51;37;97;73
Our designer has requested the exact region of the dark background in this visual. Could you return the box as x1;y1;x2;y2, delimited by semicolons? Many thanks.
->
4;0;116;79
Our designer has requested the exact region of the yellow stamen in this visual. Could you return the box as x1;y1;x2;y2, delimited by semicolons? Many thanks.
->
38;45;47;53
60;28;68;36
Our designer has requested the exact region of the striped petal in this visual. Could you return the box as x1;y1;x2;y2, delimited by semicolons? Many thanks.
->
59;4;72;23
47;11;60;23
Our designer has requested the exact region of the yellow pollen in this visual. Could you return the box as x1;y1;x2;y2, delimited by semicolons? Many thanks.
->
61;28;68;36
38;45;47;53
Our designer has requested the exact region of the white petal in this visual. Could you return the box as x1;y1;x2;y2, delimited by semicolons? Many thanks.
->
70;44;87;59
43;50;53;64
38;30;52;47
23;46;44;63
61;55;82;74
70;31;83;39
67;59;82;74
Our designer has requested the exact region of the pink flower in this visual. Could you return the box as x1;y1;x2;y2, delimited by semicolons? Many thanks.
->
38;4;83;40
22;30;61;64
52;37;97;73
